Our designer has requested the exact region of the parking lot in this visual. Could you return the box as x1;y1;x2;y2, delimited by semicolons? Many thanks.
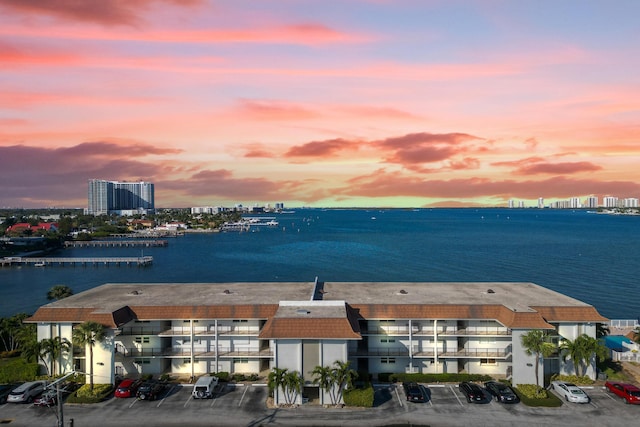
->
2;382;640;426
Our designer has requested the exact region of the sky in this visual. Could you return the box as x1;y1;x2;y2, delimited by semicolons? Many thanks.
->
1;0;639;209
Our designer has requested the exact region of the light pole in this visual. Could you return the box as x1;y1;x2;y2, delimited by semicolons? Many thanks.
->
46;371;77;427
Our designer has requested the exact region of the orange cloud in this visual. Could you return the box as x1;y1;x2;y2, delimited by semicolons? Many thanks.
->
235;99;319;121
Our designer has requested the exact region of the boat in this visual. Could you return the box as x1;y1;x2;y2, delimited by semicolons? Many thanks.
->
34;262;45;267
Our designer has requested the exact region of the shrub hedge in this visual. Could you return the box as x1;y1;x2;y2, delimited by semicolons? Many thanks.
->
0;357;38;383
344;382;375;407
550;374;594;385
513;384;562;407
66;384;113;404
389;373;493;383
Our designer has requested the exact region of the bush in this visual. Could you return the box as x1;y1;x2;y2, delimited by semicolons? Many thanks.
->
216;372;230;382
389;373;492;383
514;384;562;407
66;384;113;404
550;374;594;385
0;357;39;383
377;372;393;382
344;382;375;407
159;373;172;382
141;373;153;381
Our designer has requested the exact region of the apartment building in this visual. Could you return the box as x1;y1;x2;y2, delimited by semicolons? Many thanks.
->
87;179;155;215
27;281;607;405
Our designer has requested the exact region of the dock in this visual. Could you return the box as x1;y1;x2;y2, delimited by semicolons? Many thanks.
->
64;240;168;248
0;256;153;267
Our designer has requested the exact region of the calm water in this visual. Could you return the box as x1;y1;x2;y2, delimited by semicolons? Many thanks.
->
1;208;638;319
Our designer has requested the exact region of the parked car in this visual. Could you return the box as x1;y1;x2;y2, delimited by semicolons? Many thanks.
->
114;379;142;398
403;382;425;402
136;382;166;401
484;381;519;403
33;389;58;407
550;381;590;403
459;382;487;403
605;381;640;404
192;375;219;399
1;384;21;404
6;381;47;403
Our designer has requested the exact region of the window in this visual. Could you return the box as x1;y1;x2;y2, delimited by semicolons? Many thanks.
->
134;337;149;344
380;338;396;343
480;358;496;365
234;358;249;364
381;358;396;364
183;358;191;364
233;319;248;323
380;320;395;324
479;337;496;344
134;359;150;365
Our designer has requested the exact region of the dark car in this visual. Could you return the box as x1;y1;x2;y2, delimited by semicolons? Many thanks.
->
459;382;487;403
484;381;519;403
114;379;142;398
605;381;640;404
136;382;166;401
403;382;425;402
0;384;21;404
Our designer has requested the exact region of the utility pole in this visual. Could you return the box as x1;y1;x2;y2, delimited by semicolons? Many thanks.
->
47;371;76;427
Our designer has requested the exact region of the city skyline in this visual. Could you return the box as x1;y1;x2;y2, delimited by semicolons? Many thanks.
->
1;1;640;208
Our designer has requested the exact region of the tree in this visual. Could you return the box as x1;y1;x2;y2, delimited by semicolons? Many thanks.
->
0;313;29;352
312;365;335;404
330;360;357;405
520;329;556;387
633;326;640;345
72;321;106;390
560;334;608;377
268;368;303;405
40;337;71;376
596;322;610;339
47;285;73;301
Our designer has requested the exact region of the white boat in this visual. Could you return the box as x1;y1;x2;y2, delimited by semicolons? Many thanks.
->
34;262;46;267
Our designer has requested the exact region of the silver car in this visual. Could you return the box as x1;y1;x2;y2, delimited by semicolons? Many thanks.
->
551;381;590;403
7;381;47;403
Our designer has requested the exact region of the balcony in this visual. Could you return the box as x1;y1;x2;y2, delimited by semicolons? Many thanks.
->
156;326;261;336
349;347;410;357
360;327;510;336
117;346;272;358
119;326;164;336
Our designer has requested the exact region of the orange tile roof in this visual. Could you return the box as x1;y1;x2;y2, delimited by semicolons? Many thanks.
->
26;306;134;328
259;318;361;339
531;306;609;323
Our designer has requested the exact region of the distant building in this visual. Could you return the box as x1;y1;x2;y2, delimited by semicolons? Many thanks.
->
585;196;598;209
623;198;639;208
602;196;619;208
87;179;154;216
537;198;545;209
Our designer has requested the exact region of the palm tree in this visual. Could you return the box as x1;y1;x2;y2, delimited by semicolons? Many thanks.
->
560;334;608;377
40;337;71;376
282;371;303;405
312;365;335;404
330;360;358;405
72;321;106;391
520;329;556;387
596;322;610;339
268;367;288;405
47;285;73;301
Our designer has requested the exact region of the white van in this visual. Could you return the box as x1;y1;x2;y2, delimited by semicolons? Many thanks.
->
191;375;219;399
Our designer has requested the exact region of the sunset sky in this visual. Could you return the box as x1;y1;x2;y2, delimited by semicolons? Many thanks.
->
1;0;639;209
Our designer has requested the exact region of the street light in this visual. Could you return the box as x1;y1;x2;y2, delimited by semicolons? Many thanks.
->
46;371;78;427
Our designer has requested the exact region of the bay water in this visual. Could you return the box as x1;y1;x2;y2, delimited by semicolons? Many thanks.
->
1;208;638;320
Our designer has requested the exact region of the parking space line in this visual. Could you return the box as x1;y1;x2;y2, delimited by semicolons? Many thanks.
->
184;395;192;408
128;398;138;408
157;384;176;407
449;385;464;406
394;385;404;407
238;385;249;407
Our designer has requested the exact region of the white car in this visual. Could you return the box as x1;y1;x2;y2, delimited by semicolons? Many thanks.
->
7;381;47;403
551;381;590;403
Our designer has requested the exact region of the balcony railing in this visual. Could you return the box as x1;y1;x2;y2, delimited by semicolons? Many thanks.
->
360;327;510;336
349;346;512;359
119;326;165;336
156;326;261;336
118;346;273;358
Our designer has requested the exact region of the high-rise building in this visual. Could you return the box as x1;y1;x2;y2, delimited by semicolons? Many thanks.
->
537;198;544;209
87;179;155;215
585;196;598;209
602;196;619;208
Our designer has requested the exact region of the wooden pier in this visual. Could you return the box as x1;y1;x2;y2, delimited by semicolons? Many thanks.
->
0;256;153;267
64;240;168;248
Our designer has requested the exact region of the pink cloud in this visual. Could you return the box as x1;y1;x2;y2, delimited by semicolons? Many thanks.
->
235;99;319;121
285;138;360;158
0;0;202;26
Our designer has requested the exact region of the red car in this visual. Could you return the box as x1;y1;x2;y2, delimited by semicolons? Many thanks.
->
605;381;640;404
114;379;142;398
